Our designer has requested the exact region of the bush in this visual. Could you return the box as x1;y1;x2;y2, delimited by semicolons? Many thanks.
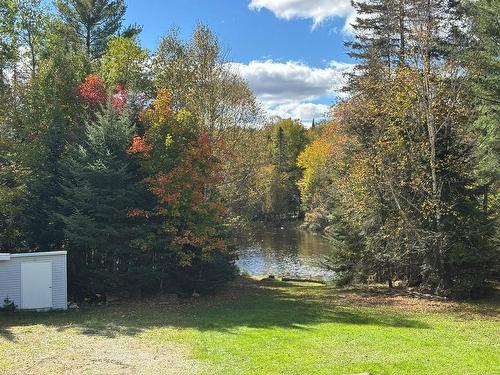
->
1;297;17;312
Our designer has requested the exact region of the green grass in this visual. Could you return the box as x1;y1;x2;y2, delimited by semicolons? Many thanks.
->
1;278;499;374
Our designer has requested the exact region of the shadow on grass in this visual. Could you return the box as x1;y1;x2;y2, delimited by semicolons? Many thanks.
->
0;279;432;342
0;325;16;341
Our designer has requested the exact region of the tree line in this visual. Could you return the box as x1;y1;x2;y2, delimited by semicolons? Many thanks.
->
0;0;265;297
0;0;498;298
297;0;499;296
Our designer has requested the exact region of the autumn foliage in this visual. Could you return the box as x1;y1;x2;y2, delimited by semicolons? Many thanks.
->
78;74;107;107
127;135;150;156
128;89;232;285
140;88;172;125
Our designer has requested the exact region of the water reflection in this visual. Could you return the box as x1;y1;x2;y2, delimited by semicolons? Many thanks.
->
236;222;335;280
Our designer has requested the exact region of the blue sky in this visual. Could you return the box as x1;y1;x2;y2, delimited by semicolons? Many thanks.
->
124;0;356;123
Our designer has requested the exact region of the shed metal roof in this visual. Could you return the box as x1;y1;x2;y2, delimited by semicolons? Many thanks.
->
0;251;67;261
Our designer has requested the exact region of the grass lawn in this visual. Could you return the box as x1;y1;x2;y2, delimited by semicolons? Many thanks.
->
0;278;499;375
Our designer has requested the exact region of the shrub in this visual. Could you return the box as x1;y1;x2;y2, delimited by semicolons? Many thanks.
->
1;297;17;312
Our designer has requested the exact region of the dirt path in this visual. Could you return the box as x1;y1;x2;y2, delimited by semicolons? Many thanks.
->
1;324;199;375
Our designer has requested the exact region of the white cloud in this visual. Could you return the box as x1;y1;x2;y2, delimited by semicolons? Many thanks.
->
268;102;330;122
249;0;354;32
241;1;358;121
229;59;353;122
343;11;358;35
230;60;352;105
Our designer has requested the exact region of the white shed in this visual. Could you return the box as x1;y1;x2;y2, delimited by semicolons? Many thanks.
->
0;251;67;310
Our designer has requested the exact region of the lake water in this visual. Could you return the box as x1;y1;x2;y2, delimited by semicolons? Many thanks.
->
235;222;335;280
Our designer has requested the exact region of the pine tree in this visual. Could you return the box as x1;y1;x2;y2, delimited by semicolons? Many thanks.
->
346;0;408;90
55;0;139;59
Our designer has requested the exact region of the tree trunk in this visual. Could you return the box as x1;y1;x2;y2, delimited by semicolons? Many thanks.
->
86;26;92;57
420;0;447;289
398;0;406;65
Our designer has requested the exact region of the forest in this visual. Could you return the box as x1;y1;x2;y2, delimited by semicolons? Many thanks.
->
0;0;498;301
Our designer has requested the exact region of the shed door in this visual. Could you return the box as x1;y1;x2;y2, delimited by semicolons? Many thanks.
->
21;262;52;309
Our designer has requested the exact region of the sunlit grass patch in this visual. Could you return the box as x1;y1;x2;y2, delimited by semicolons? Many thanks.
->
1;278;498;374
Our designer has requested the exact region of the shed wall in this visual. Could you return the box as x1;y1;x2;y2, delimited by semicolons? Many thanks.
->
0;253;67;310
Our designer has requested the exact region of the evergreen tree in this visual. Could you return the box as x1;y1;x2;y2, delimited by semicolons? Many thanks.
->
23;103;68;250
59;102;149;296
55;0;139;59
466;0;500;279
346;0;407;89
275;126;287;173
0;79;27;251
21;38;86;250
466;0;500;207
